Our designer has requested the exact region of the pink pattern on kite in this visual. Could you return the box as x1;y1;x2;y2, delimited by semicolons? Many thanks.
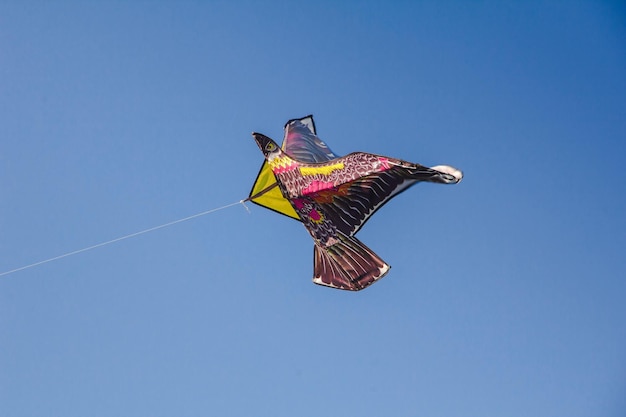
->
272;162;297;174
309;209;322;222
302;180;335;195
292;198;306;209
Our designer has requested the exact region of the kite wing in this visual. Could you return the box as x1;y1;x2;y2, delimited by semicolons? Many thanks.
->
307;158;462;237
248;115;339;219
282;115;338;162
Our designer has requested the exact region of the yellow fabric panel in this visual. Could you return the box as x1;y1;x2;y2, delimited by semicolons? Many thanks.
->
299;162;344;176
250;161;299;220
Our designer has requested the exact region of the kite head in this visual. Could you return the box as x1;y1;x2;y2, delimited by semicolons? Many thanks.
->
252;133;282;162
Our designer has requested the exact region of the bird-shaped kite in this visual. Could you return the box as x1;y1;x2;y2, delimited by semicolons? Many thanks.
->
248;116;462;291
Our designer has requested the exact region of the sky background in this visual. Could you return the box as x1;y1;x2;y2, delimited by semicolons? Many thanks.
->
1;1;625;416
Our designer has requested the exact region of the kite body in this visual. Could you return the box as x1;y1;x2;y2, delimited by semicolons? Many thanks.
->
249;116;462;291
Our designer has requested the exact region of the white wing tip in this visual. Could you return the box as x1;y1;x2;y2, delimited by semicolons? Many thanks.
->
431;165;463;183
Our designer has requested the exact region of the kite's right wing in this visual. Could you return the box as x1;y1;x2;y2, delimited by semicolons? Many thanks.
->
311;159;463;237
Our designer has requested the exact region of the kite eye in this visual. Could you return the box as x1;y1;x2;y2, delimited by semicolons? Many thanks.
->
265;142;277;152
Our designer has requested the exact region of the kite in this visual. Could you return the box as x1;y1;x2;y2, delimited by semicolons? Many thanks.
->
248;115;462;291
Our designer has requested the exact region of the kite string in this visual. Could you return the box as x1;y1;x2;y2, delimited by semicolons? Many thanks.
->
0;199;248;278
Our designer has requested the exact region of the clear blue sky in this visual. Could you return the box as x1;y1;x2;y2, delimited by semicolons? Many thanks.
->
1;1;625;416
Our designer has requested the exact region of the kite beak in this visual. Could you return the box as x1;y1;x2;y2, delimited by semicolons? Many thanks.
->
252;133;280;158
252;132;268;152
251;132;264;152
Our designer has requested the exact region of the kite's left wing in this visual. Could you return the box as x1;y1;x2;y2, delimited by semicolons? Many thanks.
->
282;115;339;162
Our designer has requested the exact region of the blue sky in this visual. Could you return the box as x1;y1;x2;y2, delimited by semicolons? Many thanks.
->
1;1;625;416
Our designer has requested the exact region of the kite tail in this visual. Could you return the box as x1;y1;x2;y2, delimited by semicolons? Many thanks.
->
312;234;390;291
